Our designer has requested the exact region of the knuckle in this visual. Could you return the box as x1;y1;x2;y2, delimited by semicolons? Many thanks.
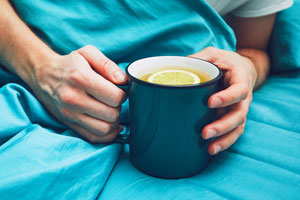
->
100;58;115;77
227;93;236;103
241;115;247;124
248;93;253;102
69;50;79;57
108;108;120;123
235;124;245;137
241;85;250;99
238;126;245;136
241;115;246;125
212;127;221;136
86;134;99;143
69;51;85;64
60;107;73;119
83;45;97;51
70;70;89;87
60;90;78;105
100;123;112;135
102;131;119;143
111;91;126;107
205;46;219;54
205;46;216;52
102;59;114;71
237;112;246;125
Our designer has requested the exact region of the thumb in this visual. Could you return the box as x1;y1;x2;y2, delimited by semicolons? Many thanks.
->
189;47;221;63
77;45;128;84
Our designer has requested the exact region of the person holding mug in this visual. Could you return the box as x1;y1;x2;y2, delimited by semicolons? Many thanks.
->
0;0;293;163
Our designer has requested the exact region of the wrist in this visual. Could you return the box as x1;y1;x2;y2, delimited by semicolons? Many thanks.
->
240;55;258;90
237;48;270;90
30;48;60;74
19;47;60;89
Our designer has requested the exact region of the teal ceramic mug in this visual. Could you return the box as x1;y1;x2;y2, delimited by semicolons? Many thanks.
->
116;56;222;179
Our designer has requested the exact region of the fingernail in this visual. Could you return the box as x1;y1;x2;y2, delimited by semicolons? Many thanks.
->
210;97;222;108
114;71;127;82
205;129;217;139
213;145;222;155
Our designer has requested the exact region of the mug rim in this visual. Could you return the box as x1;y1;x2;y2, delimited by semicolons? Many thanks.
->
125;56;223;88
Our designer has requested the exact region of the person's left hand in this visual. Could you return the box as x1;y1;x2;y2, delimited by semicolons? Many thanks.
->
190;47;258;155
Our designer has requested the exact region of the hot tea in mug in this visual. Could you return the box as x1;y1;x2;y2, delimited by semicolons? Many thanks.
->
115;56;222;179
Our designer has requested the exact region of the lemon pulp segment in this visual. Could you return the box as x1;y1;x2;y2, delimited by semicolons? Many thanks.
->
147;69;200;85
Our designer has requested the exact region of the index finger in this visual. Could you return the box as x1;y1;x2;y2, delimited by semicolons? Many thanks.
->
86;71;127;107
208;83;249;108
77;45;128;84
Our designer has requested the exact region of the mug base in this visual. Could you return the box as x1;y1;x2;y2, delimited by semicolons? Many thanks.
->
130;156;210;179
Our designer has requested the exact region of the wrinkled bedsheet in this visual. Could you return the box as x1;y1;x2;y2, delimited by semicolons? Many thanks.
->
1;0;299;199
100;71;300;200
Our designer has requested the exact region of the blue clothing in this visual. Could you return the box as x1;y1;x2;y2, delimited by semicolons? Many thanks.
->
10;0;235;60
1;1;235;198
3;0;299;199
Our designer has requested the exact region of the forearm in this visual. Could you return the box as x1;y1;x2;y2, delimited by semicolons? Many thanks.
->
0;0;58;86
237;48;270;90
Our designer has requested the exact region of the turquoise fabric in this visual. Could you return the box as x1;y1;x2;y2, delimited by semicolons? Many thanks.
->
100;71;300;199
0;83;123;199
0;0;237;199
268;0;300;73
10;0;235;60
1;0;299;199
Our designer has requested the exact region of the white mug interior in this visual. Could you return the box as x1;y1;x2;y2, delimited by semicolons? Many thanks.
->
127;56;220;83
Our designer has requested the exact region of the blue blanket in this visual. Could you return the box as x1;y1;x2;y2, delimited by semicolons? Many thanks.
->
1;0;300;199
0;80;123;199
100;72;300;199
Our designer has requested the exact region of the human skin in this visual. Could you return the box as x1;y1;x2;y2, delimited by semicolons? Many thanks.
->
0;0;272;153
0;0;127;143
191;14;274;155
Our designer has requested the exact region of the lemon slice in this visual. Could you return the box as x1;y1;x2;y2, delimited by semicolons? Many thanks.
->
147;69;200;85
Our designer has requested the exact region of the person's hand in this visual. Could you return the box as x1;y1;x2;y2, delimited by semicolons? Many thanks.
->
190;47;257;155
29;45;127;143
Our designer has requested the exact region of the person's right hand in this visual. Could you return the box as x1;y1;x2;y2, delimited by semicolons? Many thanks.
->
30;45;128;143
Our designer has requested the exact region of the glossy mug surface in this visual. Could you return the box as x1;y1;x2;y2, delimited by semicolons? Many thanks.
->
118;56;222;179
